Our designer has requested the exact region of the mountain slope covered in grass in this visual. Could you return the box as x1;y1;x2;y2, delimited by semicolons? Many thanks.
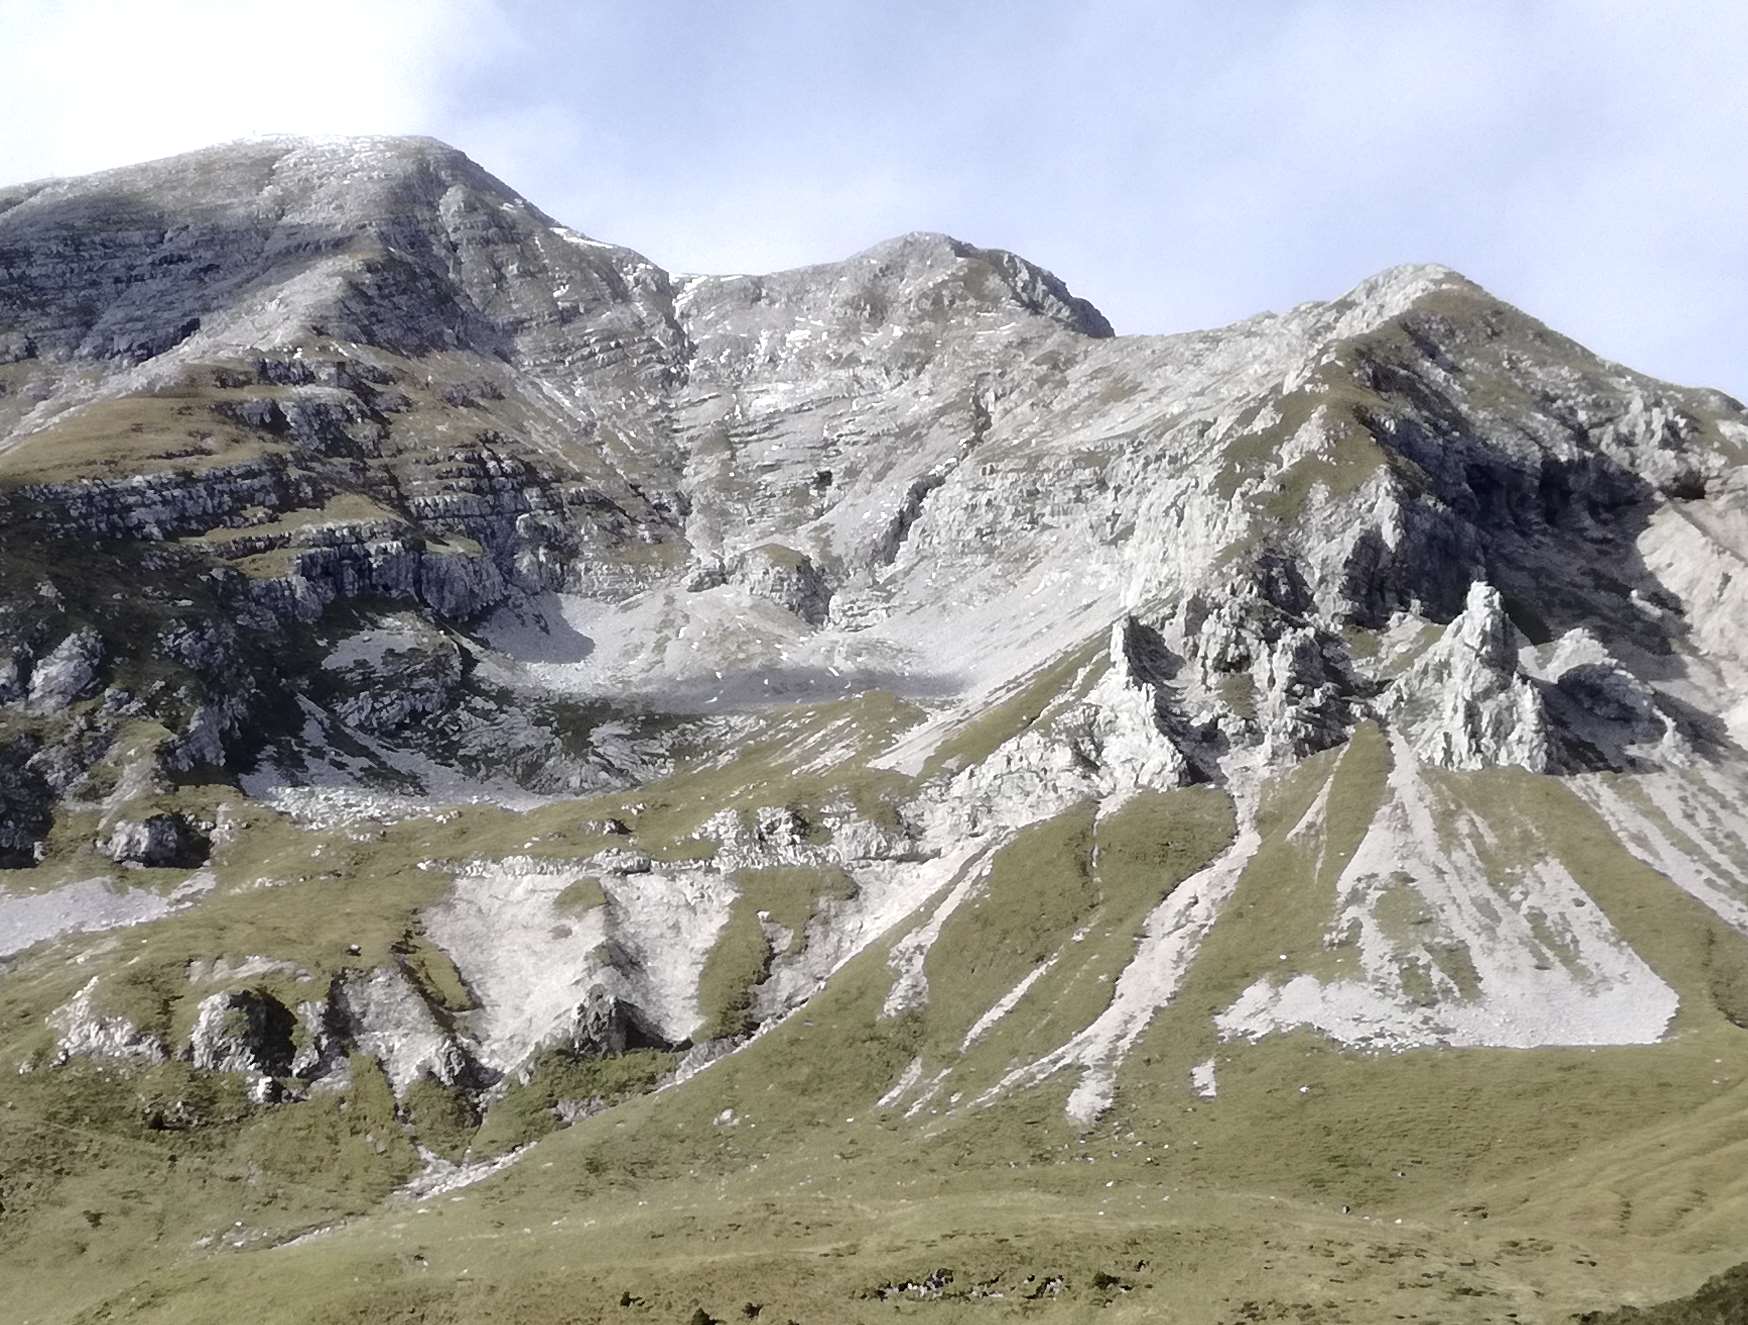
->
3;136;1748;1323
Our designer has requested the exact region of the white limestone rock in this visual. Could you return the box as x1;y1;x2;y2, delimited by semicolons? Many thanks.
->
1388;583;1554;772
730;545;833;626
47;976;167;1066
103;813;210;868
183;989;296;1077
25;629;103;712
329;967;478;1094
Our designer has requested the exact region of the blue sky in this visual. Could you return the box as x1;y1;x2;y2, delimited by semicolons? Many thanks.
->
3;1;1744;396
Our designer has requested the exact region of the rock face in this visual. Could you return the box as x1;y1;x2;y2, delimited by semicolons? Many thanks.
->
103;813;210;868
328;967;481;1094
0;738;53;867
1390;583;1554;772
328;623;465;735
184;988;296;1077
730;545;833;625
25;629;103;712
6;136;1748;1158
4;139;1735;809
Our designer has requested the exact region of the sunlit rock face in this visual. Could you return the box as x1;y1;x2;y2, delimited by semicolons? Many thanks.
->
4;135;1748;1150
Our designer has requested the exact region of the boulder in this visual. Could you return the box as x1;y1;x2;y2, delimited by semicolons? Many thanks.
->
731;544;832;625
26;629;103;712
103;813;210;868
184;988;296;1077
47;976;167;1066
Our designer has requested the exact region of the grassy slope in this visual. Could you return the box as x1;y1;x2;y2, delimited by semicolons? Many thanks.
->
21;915;1746;1325
4;695;1748;1321
1579;1264;1748;1323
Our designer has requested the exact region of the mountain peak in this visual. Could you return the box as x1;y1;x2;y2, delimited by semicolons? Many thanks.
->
849;230;1114;337
1316;261;1483;337
1348;260;1474;297
1;133;487;206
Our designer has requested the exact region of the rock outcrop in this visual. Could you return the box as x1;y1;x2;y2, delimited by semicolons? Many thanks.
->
731;545;834;625
103;812;210;868
1074;617;1204;792
47;977;168;1066
328;967;482;1094
556;984;663;1059
24;629;103;712
183;988;297;1078
0;737;53;867
1389;583;1555;772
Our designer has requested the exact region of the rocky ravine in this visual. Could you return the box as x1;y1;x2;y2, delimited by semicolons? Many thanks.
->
3;136;1748;1182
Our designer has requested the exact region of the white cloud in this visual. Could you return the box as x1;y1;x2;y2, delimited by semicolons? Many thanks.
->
0;0;499;181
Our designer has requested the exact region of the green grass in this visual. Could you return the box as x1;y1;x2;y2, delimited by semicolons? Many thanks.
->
857;789;1238;1121
694;901;772;1042
469;1048;679;1156
393;929;475;1015
553;876;606;914
918;804;1097;1054
1097;738;1748;1237
1127;723;1388;1050
735;864;857;954
0;391;289;483
17;902;1745;1325
1428;767;1748;1035
9;268;1748;1322
192;490;396;542
4;627;1748;1325
0;1053;421;1322
402;1077;481;1161
2;789;469;1077
5;884;1744;1325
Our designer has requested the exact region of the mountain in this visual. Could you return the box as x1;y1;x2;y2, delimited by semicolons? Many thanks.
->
3;136;1747;1324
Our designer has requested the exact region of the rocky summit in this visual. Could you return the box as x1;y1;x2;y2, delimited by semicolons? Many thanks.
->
2;136;1747;1324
